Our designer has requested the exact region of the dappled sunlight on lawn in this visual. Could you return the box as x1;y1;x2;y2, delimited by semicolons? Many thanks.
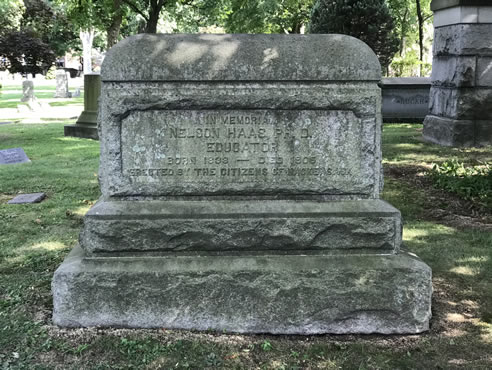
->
382;124;491;165
29;241;67;251
449;265;481;276
73;205;92;217
15;241;68;255
449;255;488;276
446;312;468;323
55;136;88;142
56;145;96;151
480;324;492;344
403;223;455;243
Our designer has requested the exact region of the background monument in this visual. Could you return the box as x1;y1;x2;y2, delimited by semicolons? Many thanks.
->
64;74;101;140
53;34;432;334
424;0;492;146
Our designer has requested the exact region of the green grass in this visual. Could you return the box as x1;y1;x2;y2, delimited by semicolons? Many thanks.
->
2;84;58;90
1;122;492;369
0;85;84;109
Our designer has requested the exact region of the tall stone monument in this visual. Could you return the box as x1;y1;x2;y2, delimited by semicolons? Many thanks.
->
52;34;432;334
64;74;101;140
424;0;492;146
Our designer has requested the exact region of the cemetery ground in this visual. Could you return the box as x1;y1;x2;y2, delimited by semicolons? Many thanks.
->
0;82;84;124
0;119;491;369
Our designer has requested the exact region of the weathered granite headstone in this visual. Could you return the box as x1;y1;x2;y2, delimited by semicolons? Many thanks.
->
64;74;100;140
382;77;430;123
54;70;70;98
52;34;432;334
424;0;492;146
0;147;30;164
8;192;46;204
20;81;34;102
20;80;42;111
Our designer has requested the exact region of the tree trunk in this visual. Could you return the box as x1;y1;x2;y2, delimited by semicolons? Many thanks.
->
416;0;424;77
107;0;123;49
399;8;409;57
80;29;94;74
144;0;164;33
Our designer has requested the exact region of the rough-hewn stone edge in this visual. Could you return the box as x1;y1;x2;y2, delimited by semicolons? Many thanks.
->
433;24;492;56
432;0;491;11
428;86;492;120
79;199;402;255
84;199;400;218
101;34;381;82
424;116;492;146
52;245;432;334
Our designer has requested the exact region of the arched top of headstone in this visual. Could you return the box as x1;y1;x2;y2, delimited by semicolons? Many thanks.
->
102;34;381;82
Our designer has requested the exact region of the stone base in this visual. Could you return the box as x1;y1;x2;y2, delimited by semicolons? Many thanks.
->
80;199;402;255
64;123;99;140
423;115;492;147
52;245;432;334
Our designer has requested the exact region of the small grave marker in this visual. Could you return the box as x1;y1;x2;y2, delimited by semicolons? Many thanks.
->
8;192;46;204
0;148;30;165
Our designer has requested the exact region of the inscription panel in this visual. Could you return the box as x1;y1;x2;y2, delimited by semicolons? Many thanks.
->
120;110;373;195
0;148;30;165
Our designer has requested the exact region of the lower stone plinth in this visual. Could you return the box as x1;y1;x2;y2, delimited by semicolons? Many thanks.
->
80;199;402;255
423;115;492;147
52;245;432;334
64;122;99;140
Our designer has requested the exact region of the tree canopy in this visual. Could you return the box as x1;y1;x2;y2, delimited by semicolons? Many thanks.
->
309;0;400;70
0;0;434;77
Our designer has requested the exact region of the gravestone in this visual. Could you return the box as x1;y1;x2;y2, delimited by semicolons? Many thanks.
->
382;77;430;123
424;0;492;146
54;70;70;98
8;192;46;204
20;81;34;102
52;34;432;334
0;147;30;165
64;74;100;140
20;80;42;111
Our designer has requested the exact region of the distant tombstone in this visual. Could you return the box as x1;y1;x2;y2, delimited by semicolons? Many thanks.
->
382;77;431;123
64;74;101;140
54;70;70;98
52;34;432;334
0;148;30;165
20;81;34;102
8;192;46;204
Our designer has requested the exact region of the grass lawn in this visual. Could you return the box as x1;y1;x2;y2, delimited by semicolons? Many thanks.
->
0;84;84;109
1;122;491;369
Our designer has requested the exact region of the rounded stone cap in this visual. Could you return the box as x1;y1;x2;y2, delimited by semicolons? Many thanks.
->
101;34;381;82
